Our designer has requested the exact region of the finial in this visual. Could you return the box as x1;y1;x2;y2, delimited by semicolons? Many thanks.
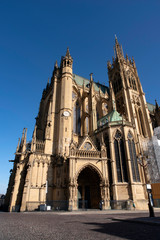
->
16;138;20;152
66;47;70;57
90;73;93;82
24;128;27;142
155;99;159;109
54;60;58;68
115;34;117;40
47;78;50;84
22;128;25;140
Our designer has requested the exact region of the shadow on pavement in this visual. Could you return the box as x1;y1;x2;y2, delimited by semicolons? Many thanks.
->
84;219;160;240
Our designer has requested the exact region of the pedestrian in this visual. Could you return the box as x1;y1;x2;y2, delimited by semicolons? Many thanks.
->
99;200;104;210
133;201;136;210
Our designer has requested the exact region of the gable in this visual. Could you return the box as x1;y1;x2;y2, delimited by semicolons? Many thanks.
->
78;136;98;151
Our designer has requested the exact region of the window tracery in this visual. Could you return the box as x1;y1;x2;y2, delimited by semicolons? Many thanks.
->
128;132;140;182
73;100;81;135
128;75;137;91
114;130;128;182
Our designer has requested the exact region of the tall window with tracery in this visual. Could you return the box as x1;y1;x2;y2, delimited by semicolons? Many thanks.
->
73;101;81;134
128;132;140;182
114;131;128;182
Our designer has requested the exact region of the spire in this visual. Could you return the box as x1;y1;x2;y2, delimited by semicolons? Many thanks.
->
54;60;58;68
24;128;27;144
90;73;93;82
47;78;50;84
109;81;117;111
114;35;124;59
16;138;20;152
66;47;70;58
155;99;159;109
31;125;37;152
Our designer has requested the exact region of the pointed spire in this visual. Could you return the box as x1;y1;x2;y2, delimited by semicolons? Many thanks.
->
24;128;27;144
66;47;70;57
90;73;93;82
114;35;124;59
115;34;118;43
22;128;25;141
109;81;116;111
31;125;37;152
155;99;159;109
16;138;20;152
54;60;58;68
47;78;50;84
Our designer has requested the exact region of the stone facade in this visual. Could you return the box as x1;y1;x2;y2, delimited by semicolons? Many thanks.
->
5;38;156;211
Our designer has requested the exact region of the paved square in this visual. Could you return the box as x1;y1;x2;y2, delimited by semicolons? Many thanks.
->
0;211;160;240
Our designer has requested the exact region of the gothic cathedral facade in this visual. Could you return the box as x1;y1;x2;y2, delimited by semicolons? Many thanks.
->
5;38;154;211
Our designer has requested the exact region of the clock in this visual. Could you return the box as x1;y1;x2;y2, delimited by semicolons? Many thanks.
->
63;111;70;117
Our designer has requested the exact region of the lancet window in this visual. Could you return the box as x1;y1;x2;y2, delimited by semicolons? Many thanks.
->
73;100;81;135
114;130;128;182
128;132;140;182
129;76;137;91
85;117;89;134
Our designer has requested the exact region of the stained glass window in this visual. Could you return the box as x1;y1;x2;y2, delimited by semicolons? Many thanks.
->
114;131;128;182
73;101;81;135
128;132;140;182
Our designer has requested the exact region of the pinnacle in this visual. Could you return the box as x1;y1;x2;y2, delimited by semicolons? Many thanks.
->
54;60;58;68
90;73;93;82
66;47;70;57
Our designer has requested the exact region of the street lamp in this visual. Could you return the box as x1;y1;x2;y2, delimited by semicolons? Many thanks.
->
137;153;155;217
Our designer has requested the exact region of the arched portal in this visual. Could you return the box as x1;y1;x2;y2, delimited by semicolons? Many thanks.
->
77;166;101;209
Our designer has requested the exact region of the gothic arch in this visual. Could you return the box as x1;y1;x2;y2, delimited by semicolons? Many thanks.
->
75;163;103;183
138;108;146;137
113;128;123;139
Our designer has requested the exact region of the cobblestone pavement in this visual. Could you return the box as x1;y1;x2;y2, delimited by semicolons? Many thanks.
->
0;210;160;240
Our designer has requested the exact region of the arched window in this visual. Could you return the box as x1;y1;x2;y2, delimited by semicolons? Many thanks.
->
138;109;145;137
128;132;140;182
114;131;128;182
73;101;81;135
104;135;112;182
85;117;89;134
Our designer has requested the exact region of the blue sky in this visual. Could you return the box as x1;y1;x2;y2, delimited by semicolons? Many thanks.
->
0;0;160;194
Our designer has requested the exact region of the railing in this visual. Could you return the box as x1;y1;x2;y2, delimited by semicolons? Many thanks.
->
70;150;100;158
36;140;45;153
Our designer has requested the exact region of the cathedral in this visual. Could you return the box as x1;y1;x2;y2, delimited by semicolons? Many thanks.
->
5;38;156;212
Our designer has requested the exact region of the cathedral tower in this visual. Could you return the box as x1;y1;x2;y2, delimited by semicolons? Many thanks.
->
5;41;155;212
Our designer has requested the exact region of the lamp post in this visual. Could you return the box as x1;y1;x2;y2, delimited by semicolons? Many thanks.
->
138;153;155;217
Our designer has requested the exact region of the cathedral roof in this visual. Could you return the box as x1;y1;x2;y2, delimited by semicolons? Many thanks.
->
147;102;155;114
97;110;122;128
73;74;109;94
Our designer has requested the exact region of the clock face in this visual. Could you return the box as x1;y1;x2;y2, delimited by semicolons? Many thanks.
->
83;142;92;150
63;111;70;117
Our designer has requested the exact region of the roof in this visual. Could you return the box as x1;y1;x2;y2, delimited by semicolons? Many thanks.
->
147;102;155;114
97;110;122;128
73;74;109;94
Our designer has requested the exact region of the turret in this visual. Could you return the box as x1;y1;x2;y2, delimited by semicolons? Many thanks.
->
58;48;73;156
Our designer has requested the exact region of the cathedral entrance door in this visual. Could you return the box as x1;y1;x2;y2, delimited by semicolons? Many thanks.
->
77;166;101;209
